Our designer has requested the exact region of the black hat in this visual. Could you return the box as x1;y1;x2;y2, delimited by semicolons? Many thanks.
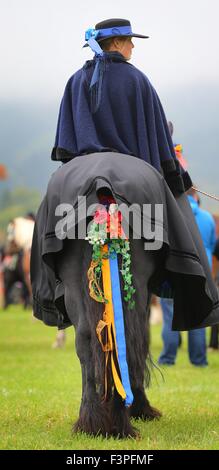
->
84;18;149;47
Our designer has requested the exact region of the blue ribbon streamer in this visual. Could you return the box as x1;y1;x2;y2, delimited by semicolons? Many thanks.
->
109;250;133;407
87;37;104;57
86;37;105;113
87;38;104;89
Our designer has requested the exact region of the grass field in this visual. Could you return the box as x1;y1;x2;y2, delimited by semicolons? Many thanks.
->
0;306;219;450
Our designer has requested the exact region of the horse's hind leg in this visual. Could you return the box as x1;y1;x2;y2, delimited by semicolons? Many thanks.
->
128;328;162;422
57;240;111;436
111;388;138;438
73;320;111;436
130;387;162;421
129;312;162;421
125;240;162;421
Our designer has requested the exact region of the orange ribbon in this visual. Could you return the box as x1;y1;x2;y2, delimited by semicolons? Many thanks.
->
96;244;126;401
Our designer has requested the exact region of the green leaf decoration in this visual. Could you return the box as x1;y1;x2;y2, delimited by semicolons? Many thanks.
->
86;217;136;309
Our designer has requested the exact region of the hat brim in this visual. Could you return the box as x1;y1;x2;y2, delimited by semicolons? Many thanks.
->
83;33;149;48
131;33;149;38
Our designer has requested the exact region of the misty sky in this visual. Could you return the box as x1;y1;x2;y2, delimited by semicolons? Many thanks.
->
1;0;219;103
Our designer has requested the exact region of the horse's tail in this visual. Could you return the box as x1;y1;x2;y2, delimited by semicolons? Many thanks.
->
81;237;152;404
81;243;109;399
122;251;151;392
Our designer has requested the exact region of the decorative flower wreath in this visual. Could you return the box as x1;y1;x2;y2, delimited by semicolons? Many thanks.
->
174;143;188;170
86;195;136;309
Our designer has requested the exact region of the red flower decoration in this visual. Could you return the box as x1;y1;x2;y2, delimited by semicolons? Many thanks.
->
107;211;125;238
94;208;109;225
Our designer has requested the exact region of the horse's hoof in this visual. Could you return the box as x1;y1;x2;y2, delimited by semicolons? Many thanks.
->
143;405;162;420
73;399;111;437
131;404;162;421
111;402;139;438
112;424;139;439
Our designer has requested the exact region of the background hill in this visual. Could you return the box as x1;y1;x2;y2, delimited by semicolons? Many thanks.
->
0;101;58;193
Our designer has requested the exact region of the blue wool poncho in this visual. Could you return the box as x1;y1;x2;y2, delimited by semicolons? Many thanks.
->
51;52;191;194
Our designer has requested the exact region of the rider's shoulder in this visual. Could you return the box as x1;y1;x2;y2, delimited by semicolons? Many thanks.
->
126;63;153;88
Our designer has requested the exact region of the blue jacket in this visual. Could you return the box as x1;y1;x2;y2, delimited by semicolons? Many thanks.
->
188;195;216;268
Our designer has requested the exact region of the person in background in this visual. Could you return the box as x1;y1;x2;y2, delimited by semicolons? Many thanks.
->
158;188;216;366
52;329;66;349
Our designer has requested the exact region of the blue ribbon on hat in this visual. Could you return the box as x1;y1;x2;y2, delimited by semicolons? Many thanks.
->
85;25;133;42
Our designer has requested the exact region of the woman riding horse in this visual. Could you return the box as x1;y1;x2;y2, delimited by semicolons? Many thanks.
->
31;19;219;437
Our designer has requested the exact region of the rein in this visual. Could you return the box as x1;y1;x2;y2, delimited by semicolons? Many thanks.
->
192;186;219;203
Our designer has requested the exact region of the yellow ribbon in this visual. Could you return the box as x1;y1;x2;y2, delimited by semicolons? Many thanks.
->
96;244;126;402
87;260;105;303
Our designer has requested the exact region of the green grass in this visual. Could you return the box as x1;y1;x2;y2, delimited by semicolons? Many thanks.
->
0;306;219;450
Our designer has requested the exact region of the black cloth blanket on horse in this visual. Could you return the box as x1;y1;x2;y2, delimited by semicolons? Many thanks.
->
31;152;219;331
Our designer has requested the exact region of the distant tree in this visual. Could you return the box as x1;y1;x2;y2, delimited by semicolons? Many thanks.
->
0;186;41;236
0;189;11;210
0;164;7;180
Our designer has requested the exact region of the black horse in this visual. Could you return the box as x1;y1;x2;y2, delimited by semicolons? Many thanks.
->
31;152;219;439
